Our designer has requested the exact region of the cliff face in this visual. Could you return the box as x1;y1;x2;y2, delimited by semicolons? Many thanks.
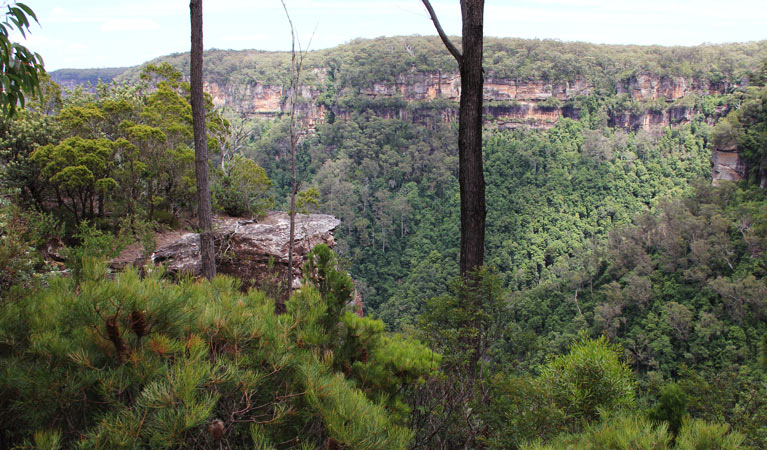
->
617;73;729;101
204;71;730;133
712;142;747;184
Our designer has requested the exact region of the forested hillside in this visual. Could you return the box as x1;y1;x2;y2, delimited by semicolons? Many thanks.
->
162;37;762;316
4;35;767;448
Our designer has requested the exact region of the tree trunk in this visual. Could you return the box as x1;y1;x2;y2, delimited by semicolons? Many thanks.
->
190;0;216;280
279;0;311;314
423;0;486;277
458;0;486;276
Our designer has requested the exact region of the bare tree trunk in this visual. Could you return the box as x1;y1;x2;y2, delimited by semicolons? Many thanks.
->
278;0;312;314
190;0;216;280
458;0;486;276
422;0;485;277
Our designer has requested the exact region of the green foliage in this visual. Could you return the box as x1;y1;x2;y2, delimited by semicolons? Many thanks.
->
502;178;767;445
63;221;130;286
117;37;767;90
31;137;116;224
523;413;671;450
302;243;354;341
540;336;636;425
0;196;46;297
296;244;440;426
486;336;637;447
0;1;45;117
649;383;688;436
677;366;767;448
1;62;271;232
522;414;747;450
6;33;767;449
0;85;62;209
713;86;767;184
296;186;319;213
0;254;427;448
483;372;568;448
406;268;505;448
340;313;441;420
675;419;746;450
212;155;272;217
419;267;505;371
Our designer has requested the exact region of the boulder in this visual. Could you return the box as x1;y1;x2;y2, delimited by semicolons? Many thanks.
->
116;212;341;289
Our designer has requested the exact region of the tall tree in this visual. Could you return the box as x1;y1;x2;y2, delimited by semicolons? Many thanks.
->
422;0;486;276
190;0;216;279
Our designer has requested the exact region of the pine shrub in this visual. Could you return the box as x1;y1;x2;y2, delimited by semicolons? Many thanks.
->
0;250;434;449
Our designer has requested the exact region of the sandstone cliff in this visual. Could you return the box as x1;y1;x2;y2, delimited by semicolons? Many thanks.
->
204;71;730;133
712;142;747;184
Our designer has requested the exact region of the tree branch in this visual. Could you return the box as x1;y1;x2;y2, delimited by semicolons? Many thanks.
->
421;0;462;65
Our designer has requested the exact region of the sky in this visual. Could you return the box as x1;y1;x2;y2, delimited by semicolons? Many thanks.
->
12;0;767;71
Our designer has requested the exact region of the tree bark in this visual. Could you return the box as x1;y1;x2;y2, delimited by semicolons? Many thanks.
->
458;0;486;276
422;0;486;276
190;0;216;280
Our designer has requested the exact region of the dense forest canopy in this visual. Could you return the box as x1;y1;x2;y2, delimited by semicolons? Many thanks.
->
103;36;767;89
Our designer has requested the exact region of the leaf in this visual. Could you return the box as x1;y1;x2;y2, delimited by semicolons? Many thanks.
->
15;3;38;23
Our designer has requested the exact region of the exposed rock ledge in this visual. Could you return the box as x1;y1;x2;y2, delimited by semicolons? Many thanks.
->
712;143;746;185
113;212;341;289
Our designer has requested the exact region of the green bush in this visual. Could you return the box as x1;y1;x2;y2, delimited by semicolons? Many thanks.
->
0;253;432;448
539;335;636;427
675;419;746;450
649;383;688;436
484;336;637;447
212;156;273;217
523;413;671;450
0;198;54;298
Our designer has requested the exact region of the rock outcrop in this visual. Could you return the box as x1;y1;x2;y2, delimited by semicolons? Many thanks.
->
712;142;747;184
203;72;730;133
117;212;341;289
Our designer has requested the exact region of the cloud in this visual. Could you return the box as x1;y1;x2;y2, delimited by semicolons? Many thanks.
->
99;18;161;32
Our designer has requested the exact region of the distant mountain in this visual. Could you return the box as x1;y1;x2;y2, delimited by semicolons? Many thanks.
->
49;67;131;90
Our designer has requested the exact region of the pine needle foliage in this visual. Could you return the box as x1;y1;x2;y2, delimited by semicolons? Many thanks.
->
523;413;671;450
522;414;747;450
675;419;746;450
0;249;432;448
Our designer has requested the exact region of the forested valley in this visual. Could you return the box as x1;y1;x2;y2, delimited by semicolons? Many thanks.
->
2;29;767;448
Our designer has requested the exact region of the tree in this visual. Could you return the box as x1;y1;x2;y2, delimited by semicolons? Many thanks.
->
30;137;117;224
190;0;215;279
422;0;486;277
0;1;45;117
278;0;312;314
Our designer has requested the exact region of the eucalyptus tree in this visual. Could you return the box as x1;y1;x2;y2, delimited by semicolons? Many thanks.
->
421;0;486;277
190;0;215;279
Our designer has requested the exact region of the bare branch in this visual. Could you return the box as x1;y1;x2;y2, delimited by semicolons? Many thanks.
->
421;0;462;65
278;0;313;312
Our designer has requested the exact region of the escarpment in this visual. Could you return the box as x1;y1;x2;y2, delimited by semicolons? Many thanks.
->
203;71;730;133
